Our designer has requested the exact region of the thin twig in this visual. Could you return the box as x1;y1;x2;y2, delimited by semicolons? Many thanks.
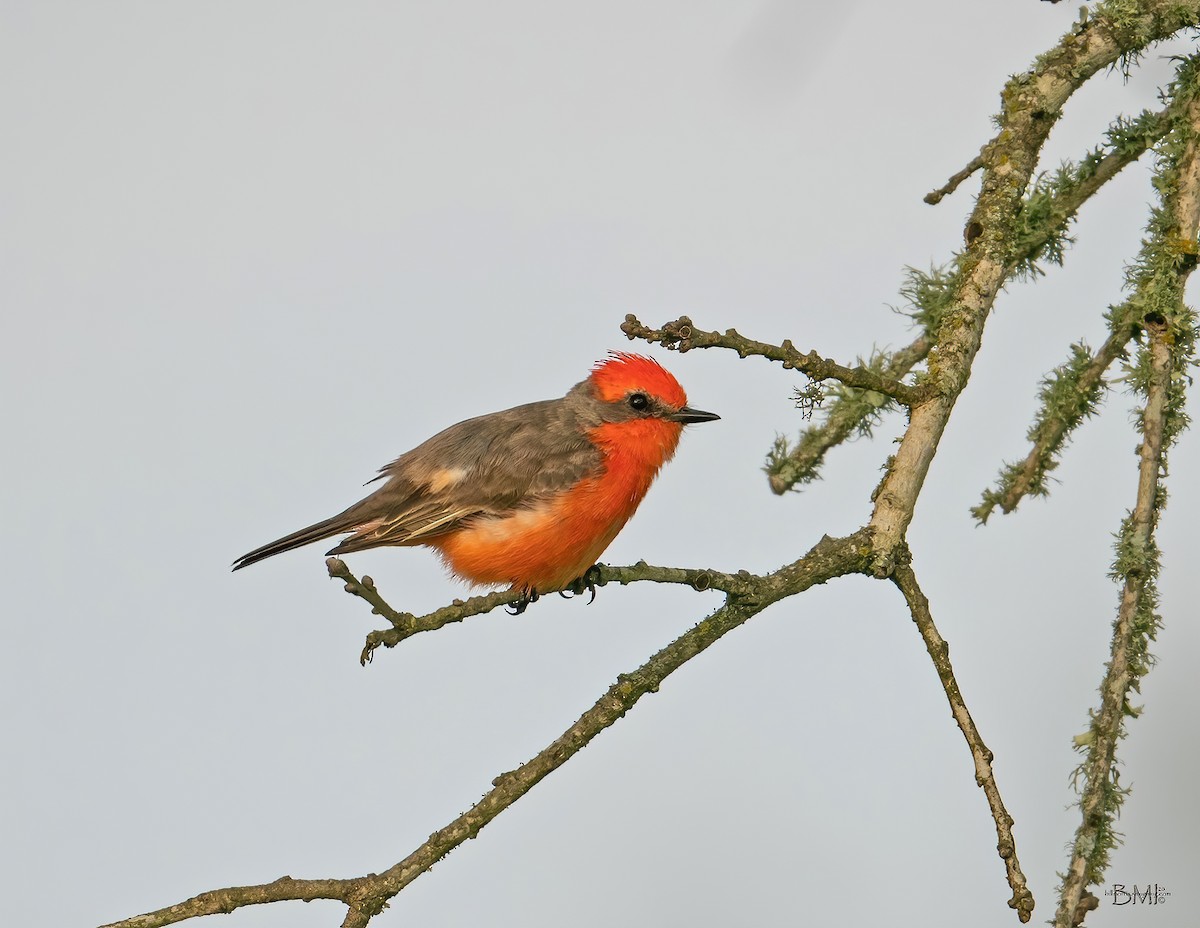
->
891;553;1035;922
327;557;411;626
621;314;927;406
925;153;985;205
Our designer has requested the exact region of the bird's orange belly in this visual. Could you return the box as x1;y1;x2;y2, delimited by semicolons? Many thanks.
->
430;479;635;592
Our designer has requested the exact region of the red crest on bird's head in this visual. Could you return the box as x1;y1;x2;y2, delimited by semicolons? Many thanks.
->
589;352;688;407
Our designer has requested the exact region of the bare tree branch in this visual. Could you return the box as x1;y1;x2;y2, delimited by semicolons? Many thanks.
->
891;552;1034;921
335;557;759;663
925;153;985;205
619;313;927;405
104;533;874;928
99;877;361;928
334;545;1038;918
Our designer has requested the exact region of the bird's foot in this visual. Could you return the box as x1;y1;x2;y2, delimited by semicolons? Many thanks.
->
559;564;602;604
507;587;540;615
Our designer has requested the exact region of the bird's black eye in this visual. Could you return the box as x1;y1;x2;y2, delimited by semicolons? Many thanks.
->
628;392;650;411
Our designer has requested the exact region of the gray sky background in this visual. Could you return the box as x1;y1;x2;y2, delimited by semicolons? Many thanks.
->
3;3;1197;926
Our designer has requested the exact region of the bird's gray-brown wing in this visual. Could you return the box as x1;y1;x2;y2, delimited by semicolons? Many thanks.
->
233;387;603;569
330;391;603;553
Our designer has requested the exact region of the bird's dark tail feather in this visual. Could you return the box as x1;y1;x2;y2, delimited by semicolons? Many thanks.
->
232;513;358;571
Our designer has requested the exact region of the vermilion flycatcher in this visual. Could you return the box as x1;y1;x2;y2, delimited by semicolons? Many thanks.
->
232;353;719;594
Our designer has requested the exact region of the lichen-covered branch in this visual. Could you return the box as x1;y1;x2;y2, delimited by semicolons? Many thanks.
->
974;95;1196;522
1011;100;1189;279
620;313;926;405
867;0;1200;573
1054;57;1200;927
972;326;1134;523
921;5;1185;214
741;91;1177;498
764;334;932;494
891;552;1034;922
1053;322;1173;928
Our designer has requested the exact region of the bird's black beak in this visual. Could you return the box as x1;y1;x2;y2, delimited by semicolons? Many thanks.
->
668;406;721;424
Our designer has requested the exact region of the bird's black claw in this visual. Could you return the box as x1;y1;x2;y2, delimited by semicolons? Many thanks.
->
560;565;602;603
507;588;540;615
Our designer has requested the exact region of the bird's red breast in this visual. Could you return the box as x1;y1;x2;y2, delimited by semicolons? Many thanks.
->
432;415;684;590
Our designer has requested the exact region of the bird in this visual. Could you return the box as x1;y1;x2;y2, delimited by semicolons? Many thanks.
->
232;353;719;603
